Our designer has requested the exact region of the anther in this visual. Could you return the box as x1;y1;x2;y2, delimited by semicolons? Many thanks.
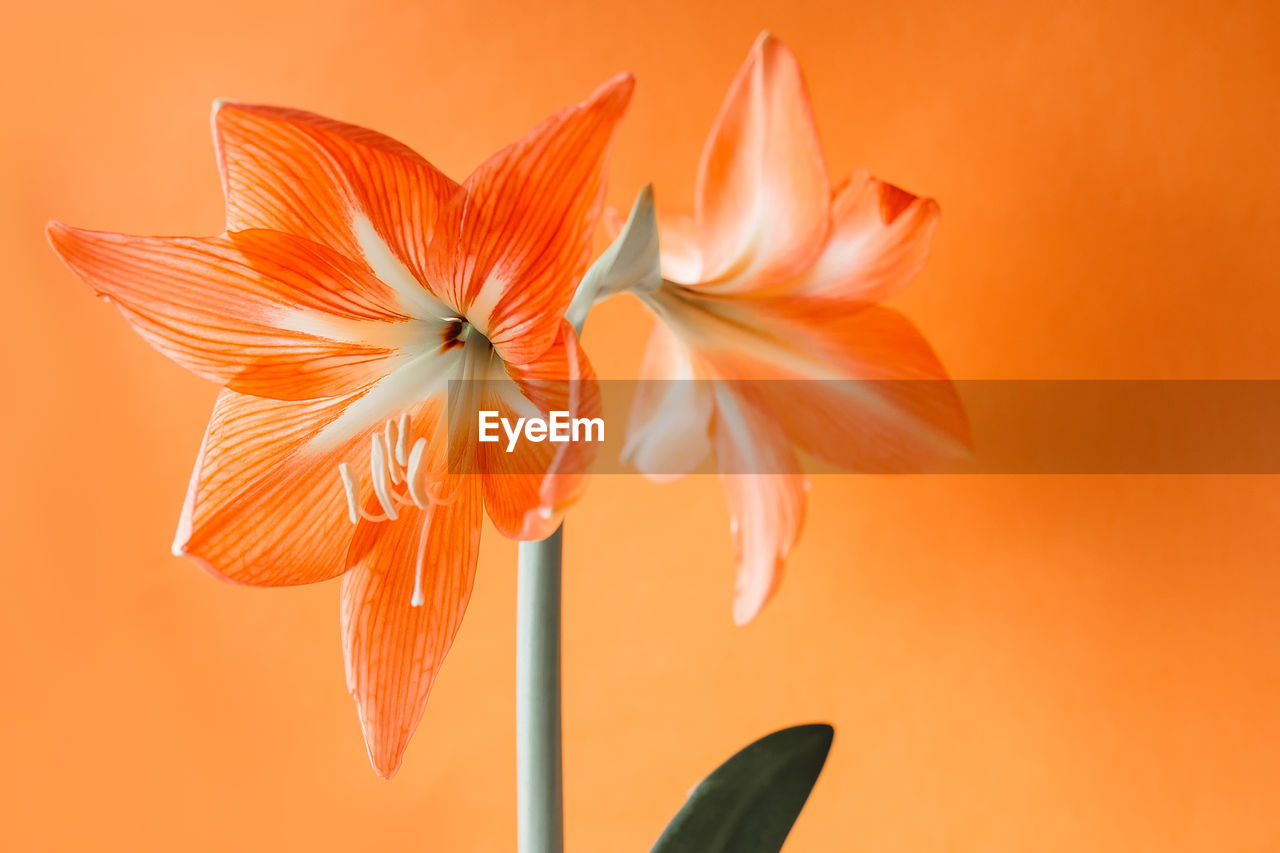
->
406;438;429;508
396;413;410;467
338;462;360;525
369;435;400;520
383;420;403;485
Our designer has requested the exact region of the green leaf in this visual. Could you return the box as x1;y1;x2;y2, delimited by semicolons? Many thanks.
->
650;723;835;853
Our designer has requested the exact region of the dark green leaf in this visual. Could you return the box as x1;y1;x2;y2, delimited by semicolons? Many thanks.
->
651;723;834;853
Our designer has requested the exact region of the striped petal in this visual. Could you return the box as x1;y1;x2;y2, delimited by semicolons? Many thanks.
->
692;33;830;290
427;73;635;364
214;102;458;314
340;475;482;778
48;224;418;400
174;390;363;586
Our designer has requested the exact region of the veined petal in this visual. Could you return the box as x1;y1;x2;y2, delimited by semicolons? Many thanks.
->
427;73;635;364
214;102;458;315
693;33;830;290
174;390;363;586
340;476;482;779
785;169;941;302
48;224;419;400
479;323;600;540
623;321;714;481
711;386;806;625
176;385;451;585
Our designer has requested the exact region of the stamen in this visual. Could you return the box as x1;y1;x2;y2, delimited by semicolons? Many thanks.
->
338;462;361;525
369;435;400;520
411;518;429;607
383;420;403;485
406;437;429;508
333;408;438;526
396;412;410;467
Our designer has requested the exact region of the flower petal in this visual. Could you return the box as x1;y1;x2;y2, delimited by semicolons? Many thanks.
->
786;169;941;302
752;301;969;472
479;323;600;540
623;321;714;482
214;102;458;315
655;213;704;285
340;475;482;779
681;294;970;472
693;33;830;290
711;385;806;625
427;73;635;364
174;390;363;586
48;224;417;400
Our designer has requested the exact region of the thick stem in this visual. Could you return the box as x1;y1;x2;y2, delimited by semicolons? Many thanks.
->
516;526;564;853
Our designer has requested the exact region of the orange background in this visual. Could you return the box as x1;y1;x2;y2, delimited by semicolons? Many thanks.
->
5;0;1280;850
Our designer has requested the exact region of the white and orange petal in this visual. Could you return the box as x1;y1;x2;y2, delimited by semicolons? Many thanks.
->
691;32;830;291
784;169;941;303
711;386;807;625
623;321;715;482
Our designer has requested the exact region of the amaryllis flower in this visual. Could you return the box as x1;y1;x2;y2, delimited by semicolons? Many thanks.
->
48;73;632;777
620;34;967;624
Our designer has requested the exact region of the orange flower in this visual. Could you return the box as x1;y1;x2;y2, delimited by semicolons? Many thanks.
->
48;74;633;777
622;34;967;624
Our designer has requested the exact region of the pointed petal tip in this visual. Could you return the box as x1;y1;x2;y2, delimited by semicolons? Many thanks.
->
751;29;789;58
370;756;403;780
45;219;73;251
44;221;99;283
170;541;243;587
356;710;408;779
362;735;405;780
210;99;239;125
732;586;768;626
590;71;636;113
45;220;106;257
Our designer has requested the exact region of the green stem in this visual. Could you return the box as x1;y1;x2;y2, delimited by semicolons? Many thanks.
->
516;526;564;853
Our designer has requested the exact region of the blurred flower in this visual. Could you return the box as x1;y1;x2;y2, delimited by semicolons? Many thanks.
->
620;34;968;624
48;74;632;777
